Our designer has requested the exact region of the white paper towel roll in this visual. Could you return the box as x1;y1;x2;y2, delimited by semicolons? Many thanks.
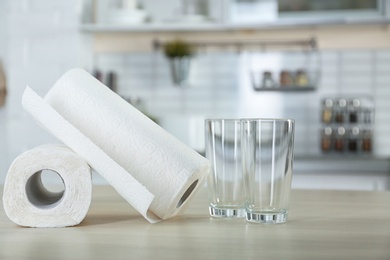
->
2;144;92;228
22;87;156;222
22;68;210;223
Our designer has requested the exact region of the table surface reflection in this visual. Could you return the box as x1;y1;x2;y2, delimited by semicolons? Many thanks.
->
1;185;390;259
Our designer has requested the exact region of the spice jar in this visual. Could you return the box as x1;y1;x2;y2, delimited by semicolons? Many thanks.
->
321;127;333;153
348;127;360;152
335;127;345;152
262;71;274;88
349;99;360;123
362;129;372;153
363;108;372;124
335;99;347;123
295;69;309;87
280;70;293;87
321;99;333;124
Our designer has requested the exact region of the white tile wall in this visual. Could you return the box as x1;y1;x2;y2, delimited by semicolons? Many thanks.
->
95;52;240;118
94;49;390;158
0;1;6;61
0;0;7;179
1;0;89;183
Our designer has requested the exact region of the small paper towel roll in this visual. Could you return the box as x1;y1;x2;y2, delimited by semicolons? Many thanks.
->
22;68;210;223
2;144;92;228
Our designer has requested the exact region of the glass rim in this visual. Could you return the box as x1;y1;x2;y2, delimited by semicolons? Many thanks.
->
205;118;240;123
240;118;295;123
205;118;295;124
206;118;294;122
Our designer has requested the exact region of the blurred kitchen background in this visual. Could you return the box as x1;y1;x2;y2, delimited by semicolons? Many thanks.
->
1;0;390;190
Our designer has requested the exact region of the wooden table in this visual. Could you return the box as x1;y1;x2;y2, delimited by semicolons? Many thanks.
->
1;186;390;259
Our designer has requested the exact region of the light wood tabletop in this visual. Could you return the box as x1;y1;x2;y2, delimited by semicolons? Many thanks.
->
1;185;390;260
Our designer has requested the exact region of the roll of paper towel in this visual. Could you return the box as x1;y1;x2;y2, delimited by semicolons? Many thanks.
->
2;144;92;228
22;68;210;223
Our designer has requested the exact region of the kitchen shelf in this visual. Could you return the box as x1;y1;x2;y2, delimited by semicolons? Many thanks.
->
80;22;223;33
80;18;390;33
254;86;316;92
153;38;317;52
234;37;320;92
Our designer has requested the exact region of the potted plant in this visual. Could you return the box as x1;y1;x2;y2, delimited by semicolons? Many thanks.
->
163;39;194;87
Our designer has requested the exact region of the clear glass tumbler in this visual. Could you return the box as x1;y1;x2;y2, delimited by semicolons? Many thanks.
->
241;118;295;224
205;119;245;218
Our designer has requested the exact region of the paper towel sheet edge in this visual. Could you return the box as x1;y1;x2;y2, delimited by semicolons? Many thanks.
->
21;86;160;223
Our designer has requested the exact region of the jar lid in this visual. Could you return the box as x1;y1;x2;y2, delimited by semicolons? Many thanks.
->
351;127;360;135
324;99;333;107
337;127;346;135
363;129;372;135
324;127;332;135
352;99;361;107
338;99;347;107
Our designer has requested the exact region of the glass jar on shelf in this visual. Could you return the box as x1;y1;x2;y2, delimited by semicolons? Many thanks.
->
335;99;347;123
360;97;374;124
348;127;360;152
321;127;333;153
362;129;373;153
335;127;346;152
321;98;333;124
262;71;275;88
279;70;293;87
295;69;309;87
363;108;373;124
348;99;360;124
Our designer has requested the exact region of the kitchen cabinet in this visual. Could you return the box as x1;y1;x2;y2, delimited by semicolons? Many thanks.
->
81;0;390;33
293;156;390;191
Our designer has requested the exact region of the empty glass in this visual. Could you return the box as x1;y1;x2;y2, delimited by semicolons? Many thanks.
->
205;119;245;218
241;118;295;224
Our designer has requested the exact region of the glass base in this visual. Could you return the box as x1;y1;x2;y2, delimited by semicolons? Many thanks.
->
246;211;288;224
209;206;245;218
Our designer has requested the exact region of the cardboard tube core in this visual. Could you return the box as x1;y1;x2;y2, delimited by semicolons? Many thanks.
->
176;179;198;209
26;170;65;209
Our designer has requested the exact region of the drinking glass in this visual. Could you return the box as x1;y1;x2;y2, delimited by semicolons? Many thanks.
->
205;119;245;218
241;118;295;223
